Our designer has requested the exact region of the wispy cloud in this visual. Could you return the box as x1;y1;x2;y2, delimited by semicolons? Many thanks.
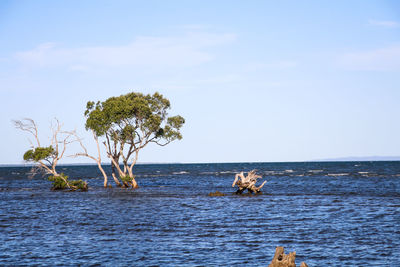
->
338;45;400;71
369;19;400;28
15;32;237;72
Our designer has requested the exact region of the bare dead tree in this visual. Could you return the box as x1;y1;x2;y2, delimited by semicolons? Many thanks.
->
13;118;78;189
49;119;76;175
70;130;109;187
232;170;267;194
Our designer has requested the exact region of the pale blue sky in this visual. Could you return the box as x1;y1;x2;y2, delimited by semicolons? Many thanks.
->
1;0;400;164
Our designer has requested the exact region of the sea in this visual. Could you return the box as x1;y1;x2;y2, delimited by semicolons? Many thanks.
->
0;161;399;266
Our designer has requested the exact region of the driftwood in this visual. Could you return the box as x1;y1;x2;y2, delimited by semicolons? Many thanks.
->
268;246;308;267
232;170;266;194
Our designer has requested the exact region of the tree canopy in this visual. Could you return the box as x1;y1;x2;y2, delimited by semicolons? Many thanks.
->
23;146;55;162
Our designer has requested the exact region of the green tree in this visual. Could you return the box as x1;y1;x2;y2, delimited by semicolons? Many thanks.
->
84;92;185;188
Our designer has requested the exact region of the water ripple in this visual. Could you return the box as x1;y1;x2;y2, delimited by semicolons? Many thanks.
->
0;162;399;265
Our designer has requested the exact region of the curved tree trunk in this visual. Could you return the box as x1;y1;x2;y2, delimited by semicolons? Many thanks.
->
93;132;108;187
127;150;139;189
111;173;121;186
111;163;122;187
130;176;138;189
96;162;108;187
268;247;308;267
126;166;138;189
71;131;109;188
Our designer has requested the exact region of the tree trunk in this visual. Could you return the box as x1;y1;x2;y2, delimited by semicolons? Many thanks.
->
97;162;108;187
268;247;308;267
130;176;138;189
126;166;138;189
111;163;122;187
127;150;139;189
93;132;108;188
112;173;122;187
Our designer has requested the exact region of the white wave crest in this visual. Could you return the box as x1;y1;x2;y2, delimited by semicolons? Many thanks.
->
309;170;323;173
172;171;189;175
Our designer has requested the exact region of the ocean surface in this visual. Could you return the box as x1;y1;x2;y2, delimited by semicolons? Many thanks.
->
0;161;399;266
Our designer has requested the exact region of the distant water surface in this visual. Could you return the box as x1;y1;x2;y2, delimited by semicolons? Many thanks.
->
0;161;399;266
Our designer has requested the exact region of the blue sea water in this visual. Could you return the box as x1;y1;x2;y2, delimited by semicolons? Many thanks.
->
0;161;399;266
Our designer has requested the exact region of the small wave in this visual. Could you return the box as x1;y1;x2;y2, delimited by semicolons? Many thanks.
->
263;171;284;175
11;172;20;175
309;170;323;173
264;171;275;174
219;171;235;174
327;173;349;176
358;172;369;174
285;170;294;173
140;174;164;177
172;171;189;175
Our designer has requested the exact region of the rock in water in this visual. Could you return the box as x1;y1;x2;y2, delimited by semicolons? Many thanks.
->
268;246;308;267
207;191;226;196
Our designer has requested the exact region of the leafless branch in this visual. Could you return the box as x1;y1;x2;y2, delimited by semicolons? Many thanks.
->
13;118;41;147
70;130;109;187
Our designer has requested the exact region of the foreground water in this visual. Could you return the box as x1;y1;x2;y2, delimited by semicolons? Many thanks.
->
0;161;399;266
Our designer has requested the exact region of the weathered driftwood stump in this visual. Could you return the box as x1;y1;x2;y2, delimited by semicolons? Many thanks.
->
232;170;266;194
268;246;308;267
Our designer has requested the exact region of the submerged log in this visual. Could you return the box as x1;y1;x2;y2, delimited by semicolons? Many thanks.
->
232;170;266;194
268;246;308;267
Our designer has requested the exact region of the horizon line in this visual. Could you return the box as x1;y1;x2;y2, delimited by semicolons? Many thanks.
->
1;157;400;167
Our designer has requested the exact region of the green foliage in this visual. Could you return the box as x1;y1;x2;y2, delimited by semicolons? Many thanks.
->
48;173;69;190
69;180;88;191
48;173;88;191
120;175;135;183
23;146;56;162
84;92;185;145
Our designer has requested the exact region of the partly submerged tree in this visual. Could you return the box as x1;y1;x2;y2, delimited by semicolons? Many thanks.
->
14;118;88;191
84;92;185;188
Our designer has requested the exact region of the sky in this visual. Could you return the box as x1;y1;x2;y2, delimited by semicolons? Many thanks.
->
1;0;400;164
